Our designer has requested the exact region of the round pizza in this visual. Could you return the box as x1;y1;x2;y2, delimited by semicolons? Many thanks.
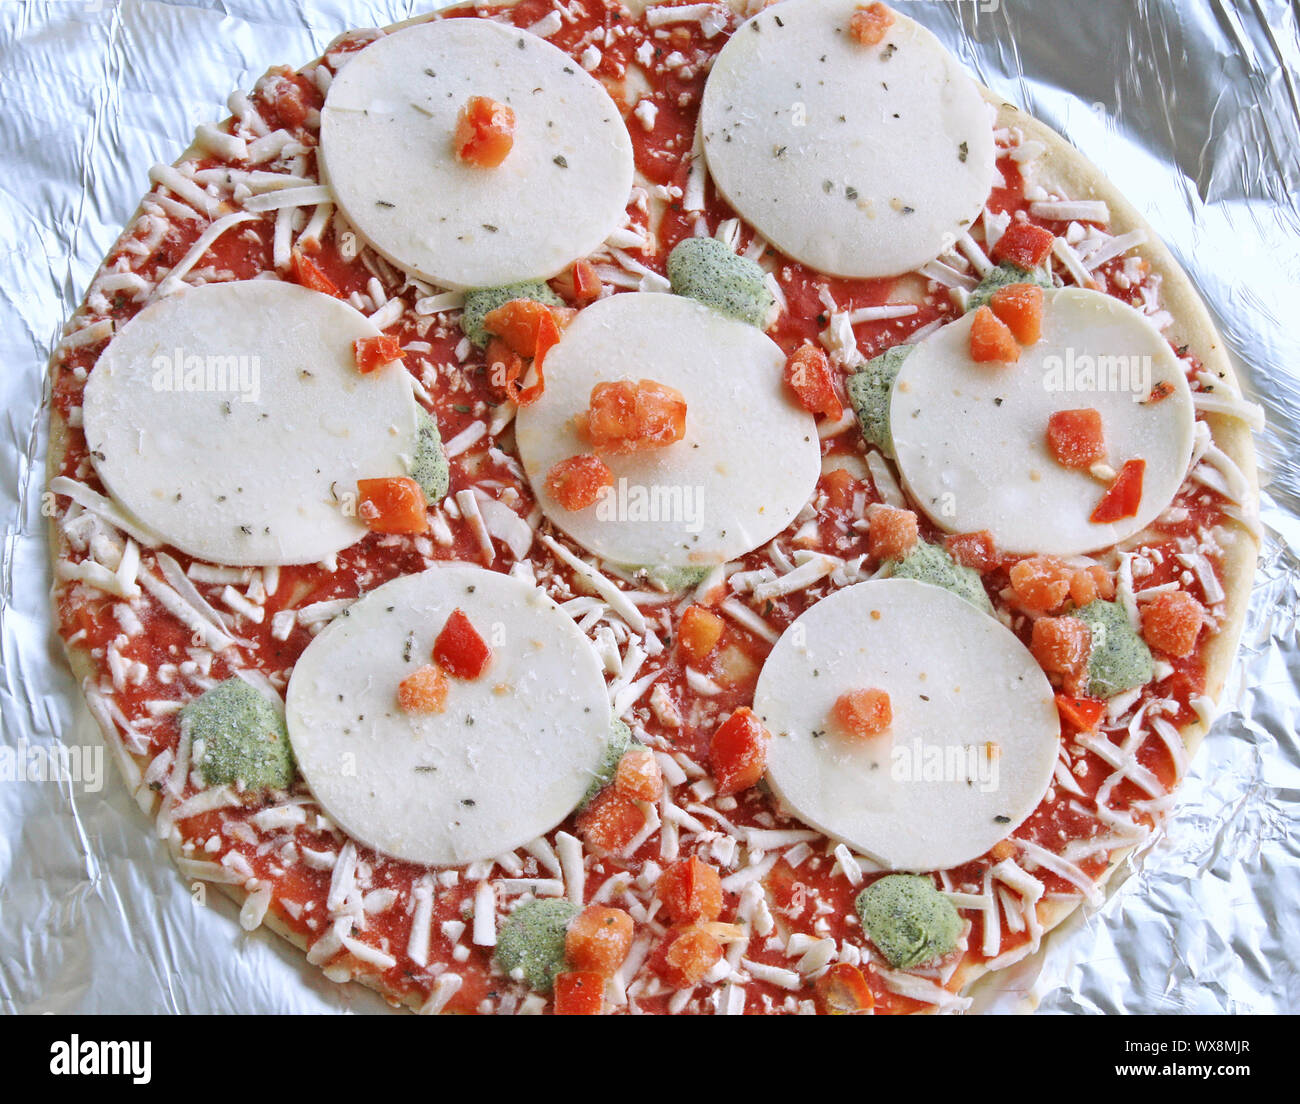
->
47;0;1264;1015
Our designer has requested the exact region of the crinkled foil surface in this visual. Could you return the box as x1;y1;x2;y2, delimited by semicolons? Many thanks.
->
1;0;1296;1014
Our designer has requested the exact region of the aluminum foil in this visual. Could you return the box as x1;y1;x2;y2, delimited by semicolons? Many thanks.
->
1;0;1296;1014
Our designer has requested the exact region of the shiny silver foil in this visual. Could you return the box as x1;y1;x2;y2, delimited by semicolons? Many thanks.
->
1;0;1296;1014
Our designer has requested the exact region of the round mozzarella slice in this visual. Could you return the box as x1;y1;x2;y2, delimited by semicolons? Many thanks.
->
890;287;1196;556
285;564;609;867
755;578;1058;872
82;281;417;567
318;19;633;290
698;0;996;279
515;293;821;567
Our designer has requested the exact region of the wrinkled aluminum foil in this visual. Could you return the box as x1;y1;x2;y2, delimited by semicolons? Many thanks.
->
1;0;1296;1014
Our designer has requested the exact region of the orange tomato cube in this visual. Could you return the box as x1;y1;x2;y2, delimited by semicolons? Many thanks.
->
553;971;604;1015
433;608;493;679
482;299;559;360
831;688;893;742
708;707;770;796
849;2;895;46
990;283;1045;345
866;503;919;562
571;258;602;306
289;249;340;297
1046;408;1106;470
565;906;634;977
585;378;687;454
946;530;998;573
969;305;1021;364
397;664;448;714
614;747;663;803
485;336;524;399
657;925;723;989
991;221;1056;269
1055;693;1106;732
657;856;724;925
1008;556;1073;612
1091;458;1146;523
814;962;875;1014
784;342;844;419
356;476;429;534
546;454;614;511
1141;591;1203;658
453;96;516;168
575;786;646;854
352;334;403;375
678;604;724;667
1030;616;1092;679
822;468;862;514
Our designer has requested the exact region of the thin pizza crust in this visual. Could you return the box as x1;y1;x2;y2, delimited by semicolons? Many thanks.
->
45;0;1260;1014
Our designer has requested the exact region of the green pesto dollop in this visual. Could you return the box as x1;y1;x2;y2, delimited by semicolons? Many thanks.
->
846;344;912;459
460;281;563;348
891;541;993;614
855;874;962;970
494;897;580;992
966;262;1054;311
1076;599;1154;699
641;564;711;593
581;717;635;808
410;410;449;503
666;236;775;329
182;677;295;790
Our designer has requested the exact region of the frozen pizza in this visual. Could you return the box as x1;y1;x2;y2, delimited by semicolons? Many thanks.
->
47;0;1263;1015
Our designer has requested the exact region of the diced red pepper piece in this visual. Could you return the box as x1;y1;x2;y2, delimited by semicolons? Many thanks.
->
453;96;516;168
614;747;663;803
565;906;634;977
990;283;1045;345
397;664;448;714
585;378;687;454
657;856;724;924
545;454;614;511
866;503;919;562
1141;591;1203;658
1091;459;1146;523
831;688;893;742
1055;693;1106;732
289;249;340;297
575;786;647;854
709;707;770;796
553;971;604;1015
991;222;1056;269
849;2;895;46
1046;408;1106;470
946;530;998;573
1030;616;1091;680
969;305;1021;364
656;925;723;989
571;259;602;306
678;604;724;667
356;476;429;534
433;608;493;679
352;334;403;375
1008;556;1074;612
815;962;876;1014
784;342;844;419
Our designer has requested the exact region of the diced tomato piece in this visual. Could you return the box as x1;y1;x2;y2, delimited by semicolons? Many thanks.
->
1055;693;1106;732
397;664;448;714
657;925;723;989
784;343;844;419
1046;408;1106;470
1008;556;1073;612
575;786;647;854
814;962;875;1014
614;747;663;803
946;530;998;573
831;688;893;742
991;221;1056;269
565;906;634;977
822;468;862;514
584;378;688;454
709;707;770;796
289;249;340;297
433;608;493;679
356;476;429;534
571;259;602;306
849;2;895;46
1030;616;1091;679
990;283;1045;345
866;503;919;562
545;454;614;511
1141;591;1203;658
453;96;516;168
1068;567;1099;607
1091;459;1146;523
485;336;524;400
552;971;604;1015
482;300;563;406
261;68;312;130
657;857;724;924
990;839;1017;862
352;334;403;375
678;604;724;667
969;306;1021;364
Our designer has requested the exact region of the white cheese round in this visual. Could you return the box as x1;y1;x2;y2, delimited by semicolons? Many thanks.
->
890;287;1196;556
515;292;821;567
319;19;634;290
285;564;609;867
754;578;1059;872
698;0;996;279
82;281;418;566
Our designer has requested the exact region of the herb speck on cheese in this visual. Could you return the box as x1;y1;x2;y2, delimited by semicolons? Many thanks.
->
553;154;568;168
